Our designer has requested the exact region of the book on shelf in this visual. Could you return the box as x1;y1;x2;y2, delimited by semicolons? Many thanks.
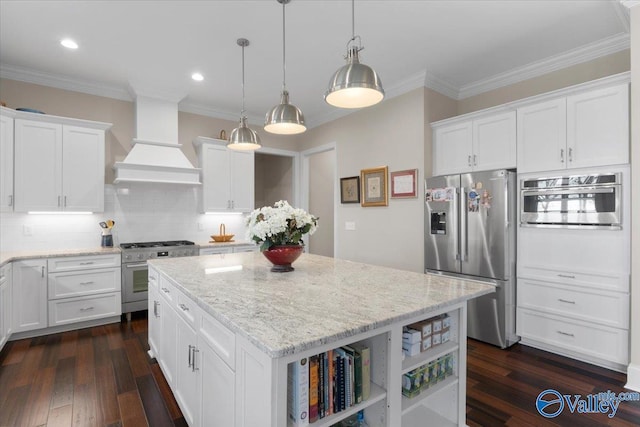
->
309;355;319;423
287;357;310;426
318;353;325;419
327;349;334;416
323;350;330;416
350;343;371;401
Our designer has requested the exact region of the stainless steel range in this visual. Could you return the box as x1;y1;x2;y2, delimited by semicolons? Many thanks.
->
120;240;199;320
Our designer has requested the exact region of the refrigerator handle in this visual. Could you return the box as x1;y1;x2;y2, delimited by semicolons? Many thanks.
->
461;187;468;262
454;187;460;261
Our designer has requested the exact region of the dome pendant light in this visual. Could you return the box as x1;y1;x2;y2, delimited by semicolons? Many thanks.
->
325;0;384;109
264;0;306;135
228;38;262;151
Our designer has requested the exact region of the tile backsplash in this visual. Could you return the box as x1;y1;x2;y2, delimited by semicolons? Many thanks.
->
0;184;249;251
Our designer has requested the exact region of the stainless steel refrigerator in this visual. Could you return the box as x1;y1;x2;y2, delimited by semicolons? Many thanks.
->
425;169;518;348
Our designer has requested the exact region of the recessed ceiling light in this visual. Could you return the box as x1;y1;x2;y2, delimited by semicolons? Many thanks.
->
192;72;204;81
60;38;78;49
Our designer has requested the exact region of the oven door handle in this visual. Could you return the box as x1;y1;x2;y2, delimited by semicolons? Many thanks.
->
125;263;148;268
523;187;615;197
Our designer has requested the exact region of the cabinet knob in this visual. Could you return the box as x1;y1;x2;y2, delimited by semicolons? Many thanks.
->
560;149;565;163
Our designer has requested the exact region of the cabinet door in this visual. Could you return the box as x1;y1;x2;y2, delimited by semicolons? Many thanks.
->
160;302;178;388
12;259;48;333
472;111;516;171
0;281;7;350
175;317;200;427
14;119;63;212
0;113;14;212
433;122;472;176
566;84;629;169
200;341;235;427
201;143;231;212
230;151;254;212
62;125;105;212
148;286;162;358
517;99;566;173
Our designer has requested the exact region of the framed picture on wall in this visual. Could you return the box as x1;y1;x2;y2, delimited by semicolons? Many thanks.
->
361;166;388;207
340;176;360;204
390;169;418;198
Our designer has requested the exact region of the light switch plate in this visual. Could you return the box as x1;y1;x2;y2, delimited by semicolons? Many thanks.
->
345;221;356;231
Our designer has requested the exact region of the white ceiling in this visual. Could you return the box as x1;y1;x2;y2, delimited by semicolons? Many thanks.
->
0;1;630;129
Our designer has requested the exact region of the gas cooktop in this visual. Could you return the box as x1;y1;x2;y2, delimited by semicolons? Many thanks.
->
120;240;196;250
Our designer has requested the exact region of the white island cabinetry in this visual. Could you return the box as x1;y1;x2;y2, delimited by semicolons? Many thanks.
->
148;252;492;426
0;263;12;351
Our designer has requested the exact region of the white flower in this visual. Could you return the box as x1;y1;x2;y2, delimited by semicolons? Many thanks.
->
246;200;318;251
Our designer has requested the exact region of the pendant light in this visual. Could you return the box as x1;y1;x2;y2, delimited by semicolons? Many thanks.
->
228;38;261;151
264;0;306;135
325;0;384;109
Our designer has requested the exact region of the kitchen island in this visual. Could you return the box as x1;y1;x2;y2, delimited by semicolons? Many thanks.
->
148;252;494;427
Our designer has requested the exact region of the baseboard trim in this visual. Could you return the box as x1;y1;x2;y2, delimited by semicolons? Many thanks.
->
625;363;640;391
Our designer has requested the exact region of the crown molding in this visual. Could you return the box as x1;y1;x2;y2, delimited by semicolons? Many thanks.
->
423;72;460;100
620;1;640;9
179;100;260;125
0;64;132;102
612;1;631;32
457;32;630;100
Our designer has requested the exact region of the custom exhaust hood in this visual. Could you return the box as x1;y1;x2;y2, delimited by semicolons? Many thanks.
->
113;93;201;185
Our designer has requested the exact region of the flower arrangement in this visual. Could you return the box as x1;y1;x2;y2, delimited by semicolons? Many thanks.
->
246;200;318;251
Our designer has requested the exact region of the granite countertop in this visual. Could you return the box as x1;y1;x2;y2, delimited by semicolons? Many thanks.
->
148;252;495;358
0;247;121;267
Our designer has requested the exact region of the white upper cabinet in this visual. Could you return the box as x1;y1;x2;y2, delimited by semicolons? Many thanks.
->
566;84;629;169
0;108;15;212
517;83;629;173
13;111;110;213
194;137;255;213
517;98;567;173
433;111;516;176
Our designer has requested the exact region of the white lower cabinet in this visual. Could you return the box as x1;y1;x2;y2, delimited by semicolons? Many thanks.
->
12;259;48;333
199;341;235;426
175;315;200;427
200;244;259;256
148;270;161;358
0;263;12;351
47;254;121;327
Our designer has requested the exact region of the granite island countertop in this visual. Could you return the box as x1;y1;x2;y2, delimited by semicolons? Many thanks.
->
149;252;494;358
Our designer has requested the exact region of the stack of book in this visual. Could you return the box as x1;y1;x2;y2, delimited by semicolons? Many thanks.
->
288;343;371;426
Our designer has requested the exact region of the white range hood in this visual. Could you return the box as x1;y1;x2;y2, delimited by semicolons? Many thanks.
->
113;94;201;185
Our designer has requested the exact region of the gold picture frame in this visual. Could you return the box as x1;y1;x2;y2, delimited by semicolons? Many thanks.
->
361;166;388;207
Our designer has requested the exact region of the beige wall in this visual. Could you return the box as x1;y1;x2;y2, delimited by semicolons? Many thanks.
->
630;5;639;388
299;88;428;272
254;153;293;208
0;78;298;183
308;149;335;257
457;49;631;115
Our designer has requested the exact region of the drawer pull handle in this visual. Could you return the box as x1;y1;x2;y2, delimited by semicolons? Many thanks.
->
188;344;194;368
153;300;160;318
79;262;95;265
556;330;574;338
557;298;575;304
179;303;189;312
80;306;95;312
192;347;199;372
557;274;576;279
161;288;170;294
149;276;157;282
79;281;94;285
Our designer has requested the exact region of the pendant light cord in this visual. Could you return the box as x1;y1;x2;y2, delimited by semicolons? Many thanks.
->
351;0;355;41
282;0;287;91
241;42;246;116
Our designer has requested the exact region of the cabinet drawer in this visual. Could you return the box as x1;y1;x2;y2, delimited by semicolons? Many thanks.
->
200;247;233;255
232;245;259;253
148;267;159;291
48;292;121;326
48;254;121;272
175;291;199;330
158;275;177;304
517;308;628;365
48;268;120;299
199;312;235;370
517;279;628;329
518;264;627;293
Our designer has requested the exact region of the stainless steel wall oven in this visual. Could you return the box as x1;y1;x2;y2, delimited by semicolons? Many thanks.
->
520;172;621;229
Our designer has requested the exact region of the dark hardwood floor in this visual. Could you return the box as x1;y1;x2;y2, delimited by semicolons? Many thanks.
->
0;312;638;426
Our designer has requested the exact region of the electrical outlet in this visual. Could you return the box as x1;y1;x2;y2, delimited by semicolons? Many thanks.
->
197;222;204;231
345;221;356;231
23;225;33;236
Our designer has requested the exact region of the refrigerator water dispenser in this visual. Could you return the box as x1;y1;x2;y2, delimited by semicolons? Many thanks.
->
430;212;447;235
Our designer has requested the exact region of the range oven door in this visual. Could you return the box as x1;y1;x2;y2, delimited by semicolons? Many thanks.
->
122;262;149;309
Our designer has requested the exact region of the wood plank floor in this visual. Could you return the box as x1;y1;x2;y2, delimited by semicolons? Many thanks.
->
1;312;638;426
